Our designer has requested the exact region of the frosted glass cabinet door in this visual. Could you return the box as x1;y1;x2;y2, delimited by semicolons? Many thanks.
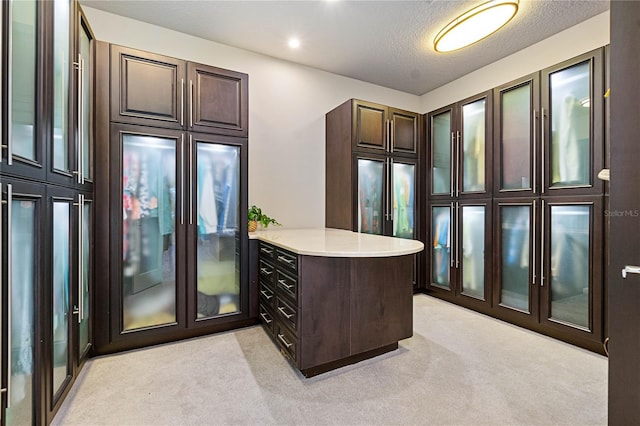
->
79;199;92;358
357;158;384;235
430;111;452;195
121;134;177;331
461;99;486;193
548;205;591;329
78;17;93;183
392;162;415;239
431;206;451;289
8;0;38;164
195;142;241;319
549;61;591;188
53;0;71;173
52;201;71;397
498;205;532;312
460;205;486;299
498;82;534;192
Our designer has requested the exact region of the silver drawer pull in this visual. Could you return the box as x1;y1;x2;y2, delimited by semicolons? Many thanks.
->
260;312;272;324
260;290;273;299
277;333;293;348
260;267;272;275
278;255;295;265
278;306;294;319
260;247;273;255
278;279;294;290
622;265;640;278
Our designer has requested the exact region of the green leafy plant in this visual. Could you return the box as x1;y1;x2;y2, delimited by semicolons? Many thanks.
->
248;205;281;228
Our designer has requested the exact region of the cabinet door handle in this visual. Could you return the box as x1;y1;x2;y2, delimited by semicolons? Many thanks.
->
260;247;273;255
260;290;273;300
260;312;273;324
277;255;294;265
189;79;194;128
532;200;537;286
180;135;184;225
278;306;294;319
5;5;13;165
4;184;13;404
456;131;461;196
180;78;184;126
541;108;546;194
189;134;193;224
540;200;545;287
74;54;83;183
449;202;454;268
532;109;537;193
77;194;84;323
622;265;640;279
260;267;272;276
389;118;394;153
455;202;460;269
450;132;455;197
278;279;294;290
277;333;293;348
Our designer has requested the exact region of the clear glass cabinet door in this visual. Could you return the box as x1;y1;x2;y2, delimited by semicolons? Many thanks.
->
195;142;241;319
499;83;533;192
121;134;177;331
431;111;452;195
549;61;591;188
392;161;415;239
357;158;384;235
461;99;486;193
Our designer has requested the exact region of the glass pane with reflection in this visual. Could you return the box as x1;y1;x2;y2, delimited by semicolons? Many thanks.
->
549;205;590;329
10;0;37;161
461;206;485;299
52;202;70;395
357;158;384;235
432;206;451;289
432;112;451;195
79;202;91;353
550;61;590;187
53;0;70;171
501;84;532;190
462;99;486;193
122;134;176;331
196;143;241;319
392;162;415;239
500;206;531;312
80;22;93;180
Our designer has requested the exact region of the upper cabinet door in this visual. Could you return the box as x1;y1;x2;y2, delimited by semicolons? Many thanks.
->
493;73;540;197
187;63;248;137
110;44;186;129
459;92;492;197
75;9;94;190
541;48;604;196
389;108;419;157
428;105;454;197
353;100;388;152
2;0;46;181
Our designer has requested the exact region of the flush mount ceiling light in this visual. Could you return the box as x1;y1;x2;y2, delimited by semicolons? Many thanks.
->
434;0;519;53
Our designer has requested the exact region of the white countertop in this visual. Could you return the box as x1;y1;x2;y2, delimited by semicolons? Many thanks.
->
249;228;424;257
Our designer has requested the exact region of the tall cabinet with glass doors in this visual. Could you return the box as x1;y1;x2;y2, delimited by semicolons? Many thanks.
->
0;0;95;424
93;43;250;355
326;99;421;289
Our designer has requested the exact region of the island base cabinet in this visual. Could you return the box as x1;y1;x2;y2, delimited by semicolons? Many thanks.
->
258;242;414;377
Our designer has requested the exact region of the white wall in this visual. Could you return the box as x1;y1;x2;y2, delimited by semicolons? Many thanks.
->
421;11;610;113
82;7;421;229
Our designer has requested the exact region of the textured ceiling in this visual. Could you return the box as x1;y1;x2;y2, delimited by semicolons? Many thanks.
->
80;0;610;95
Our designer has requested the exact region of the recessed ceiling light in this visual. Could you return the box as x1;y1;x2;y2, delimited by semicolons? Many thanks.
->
434;0;519;53
288;37;301;49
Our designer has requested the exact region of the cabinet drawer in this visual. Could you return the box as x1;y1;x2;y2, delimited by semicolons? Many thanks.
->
275;322;297;363
259;242;276;261
259;259;275;282
276;270;297;302
276;297;298;332
259;304;275;336
276;249;298;273
259;284;275;309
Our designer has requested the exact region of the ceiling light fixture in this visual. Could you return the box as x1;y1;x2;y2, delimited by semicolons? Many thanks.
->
288;37;301;49
434;0;519;53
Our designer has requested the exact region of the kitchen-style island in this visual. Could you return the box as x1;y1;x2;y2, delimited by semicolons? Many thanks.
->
250;228;424;377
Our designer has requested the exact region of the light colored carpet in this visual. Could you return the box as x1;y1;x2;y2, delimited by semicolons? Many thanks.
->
52;295;607;425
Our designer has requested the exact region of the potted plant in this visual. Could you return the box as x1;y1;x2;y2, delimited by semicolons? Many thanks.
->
248;205;281;232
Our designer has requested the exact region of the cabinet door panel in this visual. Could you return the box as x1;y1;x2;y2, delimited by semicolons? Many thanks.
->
355;156;385;235
76;12;94;189
460;205;486;300
430;204;452;290
461;99;487;194
110;45;186;129
389;108;418;156
354;101;387;152
391;160;416;239
77;195;92;361
189;64;248;137
429;109;453;196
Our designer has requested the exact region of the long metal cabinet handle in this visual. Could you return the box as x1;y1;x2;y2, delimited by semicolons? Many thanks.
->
180;78;184;126
189;80;194;128
77;194;83;323
456;131;461;196
386;159;390;220
449;202;454;268
532;109;537;193
390;158;395;223
540;200;545;287
450;132;455;197
189;135;193;225
541;108;546;193
76;54;84;184
532;200;537;286
455;202;460;268
6;184;13;404
390;118;394;153
0;185;4;397
180;135;184;225
6;3;13;165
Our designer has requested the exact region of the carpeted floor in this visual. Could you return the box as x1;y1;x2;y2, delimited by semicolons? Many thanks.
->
52;295;607;425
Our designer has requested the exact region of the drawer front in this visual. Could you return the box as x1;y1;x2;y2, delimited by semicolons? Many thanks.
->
276;249;298;273
259;259;275;283
259;304;275;336
259;284;275;309
275;270;297;302
276;297;298;332
275;322;297;363
259;242;276;261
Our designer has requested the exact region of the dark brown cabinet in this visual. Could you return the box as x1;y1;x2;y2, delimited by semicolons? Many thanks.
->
110;45;248;137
